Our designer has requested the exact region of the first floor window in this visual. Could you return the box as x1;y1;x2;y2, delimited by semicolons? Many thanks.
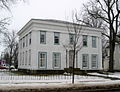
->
39;52;47;68
53;53;61;68
82;54;88;68
29;50;31;65
91;54;98;68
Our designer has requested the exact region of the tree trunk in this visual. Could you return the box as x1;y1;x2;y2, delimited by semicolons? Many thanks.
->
109;28;115;72
72;48;76;84
109;42;114;72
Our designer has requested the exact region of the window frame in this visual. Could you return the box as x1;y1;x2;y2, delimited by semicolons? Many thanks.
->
23;37;25;48
38;52;47;69
22;52;24;65
25;51;27;65
53;52;61;69
29;32;31;45
26;34;28;47
82;54;89;69
92;36;97;48
69;33;75;45
83;35;88;47
91;54;98;69
20;53;22;66
29;49;31;66
54;32;60;45
40;31;46;44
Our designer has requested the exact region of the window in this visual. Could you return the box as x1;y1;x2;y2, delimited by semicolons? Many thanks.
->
23;37;25;48
20;53;22;65
39;52;47;68
29;32;31;45
83;35;87;47
54;32;60;44
29;50;31;65
40;31;46;44
69;34;75;44
53;53;61;68
19;39;22;49
25;51;27;65
23;52;24;65
92;36;97;48
91;54;98;68
82;54;89;68
26;35;28;47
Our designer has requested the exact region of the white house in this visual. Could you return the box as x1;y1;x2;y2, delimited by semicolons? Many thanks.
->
17;19;103;72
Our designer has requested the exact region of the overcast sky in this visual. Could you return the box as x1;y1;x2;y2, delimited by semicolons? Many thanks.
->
9;0;89;31
0;0;89;54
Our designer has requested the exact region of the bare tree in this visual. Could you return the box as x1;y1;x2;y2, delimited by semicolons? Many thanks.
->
0;0;25;10
76;2;109;69
81;0;120;72
63;15;83;84
0;0;25;41
2;30;18;69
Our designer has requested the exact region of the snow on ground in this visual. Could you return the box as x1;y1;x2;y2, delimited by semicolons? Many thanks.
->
88;72;120;78
0;70;120;86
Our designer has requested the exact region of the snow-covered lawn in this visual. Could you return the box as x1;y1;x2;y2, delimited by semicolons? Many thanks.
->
0;70;110;84
0;70;120;86
88;72;120;78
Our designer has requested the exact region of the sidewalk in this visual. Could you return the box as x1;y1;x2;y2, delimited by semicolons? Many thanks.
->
0;81;120;92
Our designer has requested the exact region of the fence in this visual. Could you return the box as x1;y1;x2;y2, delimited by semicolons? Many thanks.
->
0;69;96;84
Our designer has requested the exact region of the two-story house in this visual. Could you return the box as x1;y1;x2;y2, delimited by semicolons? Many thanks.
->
17;19;103;73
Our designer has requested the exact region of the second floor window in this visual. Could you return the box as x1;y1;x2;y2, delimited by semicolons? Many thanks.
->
92;36;97;48
23;37;25;48
54;32;60;44
29;32;31;45
83;35;87;47
26;34;28;47
69;34;75;44
40;31;46;44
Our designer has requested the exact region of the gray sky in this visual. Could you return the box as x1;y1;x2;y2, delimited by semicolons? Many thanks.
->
9;0;88;31
0;0;89;54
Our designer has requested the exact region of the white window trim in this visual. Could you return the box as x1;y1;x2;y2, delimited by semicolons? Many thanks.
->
82;54;89;69
38;52;47;69
91;54;98;69
53;52;61;69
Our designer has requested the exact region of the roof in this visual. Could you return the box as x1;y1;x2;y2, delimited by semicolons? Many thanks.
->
17;19;103;35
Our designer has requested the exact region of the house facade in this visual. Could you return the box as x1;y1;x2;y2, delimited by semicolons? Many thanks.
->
17;19;102;72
